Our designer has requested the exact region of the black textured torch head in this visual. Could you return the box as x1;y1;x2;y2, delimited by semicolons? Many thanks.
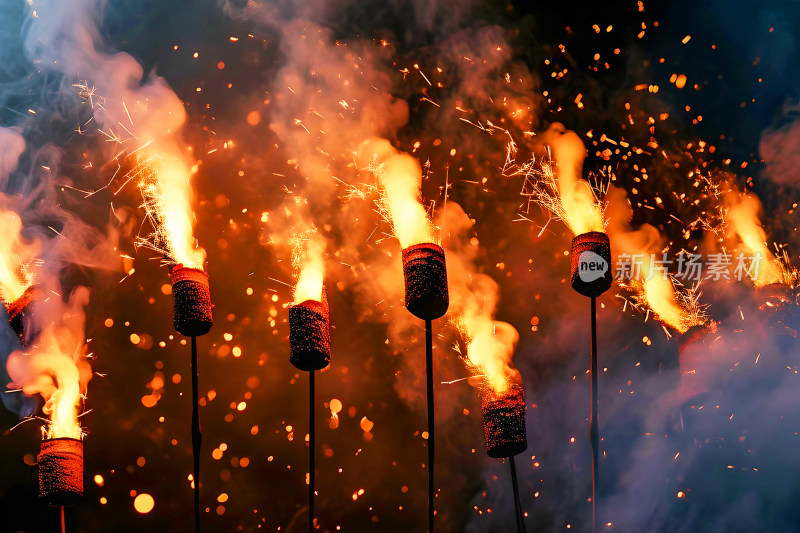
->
171;265;213;337
289;291;331;372
5;285;40;347
482;384;528;458
570;231;613;298
38;437;84;507
401;243;449;320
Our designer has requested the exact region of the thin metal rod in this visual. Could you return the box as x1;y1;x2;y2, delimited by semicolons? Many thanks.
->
309;370;316;533
509;456;526;533
191;335;202;533
590;297;599;533
60;505;65;533
425;318;434;533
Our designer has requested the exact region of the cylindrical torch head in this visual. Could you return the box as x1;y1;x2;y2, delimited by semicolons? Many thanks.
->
38;437;84;507
570;231;613;298
482;384;528;458
289;291;331;372
5;285;41;347
401;243;449;320
171;265;213;337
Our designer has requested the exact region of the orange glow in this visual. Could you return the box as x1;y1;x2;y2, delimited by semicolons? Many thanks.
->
359;138;434;248
134;493;155;514
726;193;782;286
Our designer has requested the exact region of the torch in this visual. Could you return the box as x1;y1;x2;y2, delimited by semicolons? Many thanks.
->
136;150;210;532
289;288;331;533
402;239;449;533
360;138;449;531
7;330;90;533
570;230;612;532
481;382;528;533
170;264;212;533
523;125;609;533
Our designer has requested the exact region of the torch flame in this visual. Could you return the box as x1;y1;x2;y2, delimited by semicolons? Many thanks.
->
726;193;782;287
358;138;434;248
458;305;520;395
548;124;605;236
5;286;91;440
137;153;206;269
25;350;82;440
293;234;325;303
0;209;36;304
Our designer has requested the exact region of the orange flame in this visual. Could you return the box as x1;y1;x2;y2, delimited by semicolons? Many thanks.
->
606;185;706;333
358;138;434;248
137;153;206;269
547;124;605;236
725;193;782;287
459;313;520;395
0;209;36;304
293;234;325;303
6;287;91;439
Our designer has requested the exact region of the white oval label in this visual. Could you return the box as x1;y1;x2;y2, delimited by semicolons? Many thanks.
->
578;250;608;282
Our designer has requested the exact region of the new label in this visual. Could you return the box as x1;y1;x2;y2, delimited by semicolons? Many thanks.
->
578;251;608;283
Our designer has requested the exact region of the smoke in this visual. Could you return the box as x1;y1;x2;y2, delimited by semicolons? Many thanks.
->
760;101;800;186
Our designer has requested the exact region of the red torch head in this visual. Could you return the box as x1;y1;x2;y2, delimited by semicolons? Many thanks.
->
570;231;613;298
38;437;84;507
481;383;528;459
5;285;41;347
401;242;449;320
170;265;213;337
289;289;331;372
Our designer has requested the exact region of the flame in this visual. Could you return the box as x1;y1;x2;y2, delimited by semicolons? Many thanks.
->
136;153;206;269
293;234;325;303
358;138;434;248
6;287;91;440
548;124;605;236
606;185;706;333
458;308;520;395
24;348;82;439
0;209;36;304
726;193;782;287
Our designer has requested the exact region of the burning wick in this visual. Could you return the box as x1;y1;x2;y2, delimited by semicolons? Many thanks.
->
482;383;528;532
290;288;331;533
170;264;212;533
5;284;41;347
